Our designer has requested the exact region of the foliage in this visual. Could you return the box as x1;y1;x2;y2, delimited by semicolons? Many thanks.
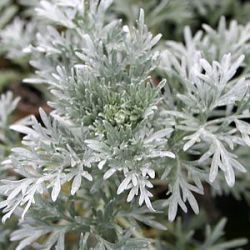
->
159;18;250;205
157;216;247;250
0;92;20;249
0;0;249;249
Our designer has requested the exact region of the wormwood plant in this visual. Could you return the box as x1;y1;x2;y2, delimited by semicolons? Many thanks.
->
0;0;250;249
0;92;20;249
0;0;39;93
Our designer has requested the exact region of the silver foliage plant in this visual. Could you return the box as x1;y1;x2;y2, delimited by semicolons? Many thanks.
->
0;91;20;248
159;17;250;210
0;0;250;249
0;0;38;59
